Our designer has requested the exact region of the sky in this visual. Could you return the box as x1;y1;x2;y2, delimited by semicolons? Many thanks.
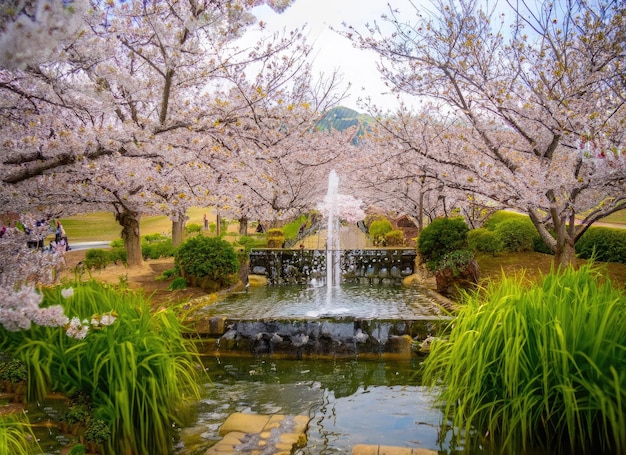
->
244;0;418;113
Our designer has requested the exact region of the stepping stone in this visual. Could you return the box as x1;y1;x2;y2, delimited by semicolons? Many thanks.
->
206;412;310;454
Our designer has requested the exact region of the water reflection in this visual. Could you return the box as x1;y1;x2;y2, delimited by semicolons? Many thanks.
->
175;356;456;454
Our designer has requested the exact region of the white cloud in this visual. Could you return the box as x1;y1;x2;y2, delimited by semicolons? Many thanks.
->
241;0;419;112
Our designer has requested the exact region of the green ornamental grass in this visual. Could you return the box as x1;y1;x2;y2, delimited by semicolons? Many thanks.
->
423;263;626;454
0;280;204;455
0;413;39;455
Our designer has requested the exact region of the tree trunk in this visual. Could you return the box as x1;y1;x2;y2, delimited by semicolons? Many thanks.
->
172;219;185;247
417;190;424;232
239;217;248;236
216;212;221;237
116;208;143;268
554;234;577;269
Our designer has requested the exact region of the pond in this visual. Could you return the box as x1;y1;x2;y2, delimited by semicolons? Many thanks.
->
174;356;466;454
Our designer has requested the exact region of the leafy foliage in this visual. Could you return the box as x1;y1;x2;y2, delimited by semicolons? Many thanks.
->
423;264;626;454
467;227;503;253
176;236;239;286
494;218;537;252
576;226;626;264
418;217;469;269
384;229;404;246
0;281;203;455
368;219;393;245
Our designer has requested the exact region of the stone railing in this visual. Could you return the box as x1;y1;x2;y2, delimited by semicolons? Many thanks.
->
248;248;417;285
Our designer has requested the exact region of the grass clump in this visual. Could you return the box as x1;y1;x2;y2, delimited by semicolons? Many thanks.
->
0;281;203;455
423;263;626;454
0;412;40;455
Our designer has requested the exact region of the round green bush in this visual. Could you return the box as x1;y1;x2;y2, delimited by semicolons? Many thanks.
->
184;223;202;234
384;229;405;246
369;219;393;245
468;228;503;253
418;217;469;269
175;236;239;287
494;218;537;252
83;249;109;269
576;226;626;264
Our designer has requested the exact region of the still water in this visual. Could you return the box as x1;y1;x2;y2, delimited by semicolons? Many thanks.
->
175;356;458;454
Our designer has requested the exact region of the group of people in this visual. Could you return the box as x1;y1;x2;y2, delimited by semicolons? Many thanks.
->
50;220;70;253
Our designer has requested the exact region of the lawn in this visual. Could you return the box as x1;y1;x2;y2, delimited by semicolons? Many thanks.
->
60;208;215;242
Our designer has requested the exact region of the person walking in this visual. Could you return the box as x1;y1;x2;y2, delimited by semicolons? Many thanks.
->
56;221;70;251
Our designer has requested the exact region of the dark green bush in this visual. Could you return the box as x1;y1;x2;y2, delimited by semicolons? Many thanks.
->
176;236;239;287
83;249;109;270
108;247;127;265
576;226;626;264
0;359;27;384
494;218;537;252
384;229;404;246
167;277;187;290
141;238;175;260
437;249;477;276
418;217;469;270
468;228;503;253
84;419;111;445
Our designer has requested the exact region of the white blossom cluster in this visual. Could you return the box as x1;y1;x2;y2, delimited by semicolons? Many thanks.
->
0;0;88;69
0;285;67;331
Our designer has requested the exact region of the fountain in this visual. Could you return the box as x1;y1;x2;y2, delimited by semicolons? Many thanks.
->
325;169;341;290
192;170;450;359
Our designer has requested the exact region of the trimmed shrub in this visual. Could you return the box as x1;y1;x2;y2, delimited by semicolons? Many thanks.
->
108;247;127;265
141;237;175;260
184;223;202;235
83;249;109;270
467;228;503;253
423;264;626;454
576;226;626;264
418;217;469;270
369;219;393;245
266;228;285;248
494;218;537;252
483;210;528;230
384;229;404;246
176;236;239;288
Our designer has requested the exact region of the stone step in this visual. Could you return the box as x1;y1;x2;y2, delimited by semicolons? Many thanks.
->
205;412;310;454
352;445;438;455
206;412;440;455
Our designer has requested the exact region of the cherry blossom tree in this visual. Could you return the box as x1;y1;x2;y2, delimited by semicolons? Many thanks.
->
199;46;354;230
0;0;305;267
348;0;626;266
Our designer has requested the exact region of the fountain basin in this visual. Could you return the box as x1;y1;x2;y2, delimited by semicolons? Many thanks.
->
190;284;449;358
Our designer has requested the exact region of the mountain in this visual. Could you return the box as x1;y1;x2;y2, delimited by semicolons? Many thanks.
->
316;106;374;143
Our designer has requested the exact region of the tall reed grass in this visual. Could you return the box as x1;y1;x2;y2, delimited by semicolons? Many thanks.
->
0;413;38;455
0;280;204;455
423;263;626;454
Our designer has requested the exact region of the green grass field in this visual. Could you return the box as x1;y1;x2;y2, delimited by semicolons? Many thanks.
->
60;208;214;242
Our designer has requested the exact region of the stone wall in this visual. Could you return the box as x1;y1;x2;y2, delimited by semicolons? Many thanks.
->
249;248;417;285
